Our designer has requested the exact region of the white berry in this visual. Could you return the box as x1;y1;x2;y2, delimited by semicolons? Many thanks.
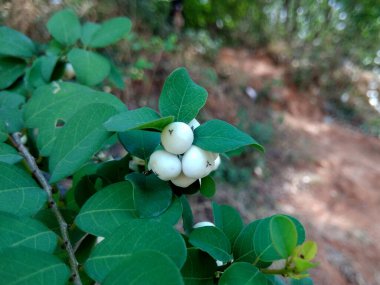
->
193;221;215;228
188;118;200;130
182;145;215;178
161;122;194;155
171;172;197;188
213;155;221;171
63;63;75;79
148;150;181;181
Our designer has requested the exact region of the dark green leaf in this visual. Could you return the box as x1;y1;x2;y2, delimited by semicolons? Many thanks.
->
0;143;22;164
219;262;270;285
181;195;194;235
189;226;232;263
67;48;111;86
0;121;7;142
85;219;187;282
119;130;160;161
152;196;182;225
108;61;126;90
194;120;264;153
0;212;58;252
0;91;25;132
49;104;118;183
286;215;306;245
0;57;26;89
0;26;36;58
0;162;46;216
103;250;184;285
200;175;216;198
159;67;208;123
0;247;70;285
47;9;81;45
181;248;217;285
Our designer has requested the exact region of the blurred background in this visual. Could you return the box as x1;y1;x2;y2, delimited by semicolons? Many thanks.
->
1;0;379;284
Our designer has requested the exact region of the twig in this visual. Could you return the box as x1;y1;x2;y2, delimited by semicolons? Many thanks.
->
10;133;82;285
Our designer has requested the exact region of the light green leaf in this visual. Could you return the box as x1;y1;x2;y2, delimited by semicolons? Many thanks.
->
47;9;81;45
67;48;111;86
119;130;160;161
159;67;208;123
200;175;216;198
0;247;70;285
84;17;132;48
290;277;314;285
0;143;22;164
298;241;318;260
24;82;126;156
194;120;264;153
0;57;26;89
0;91;25;132
181;248;217;285
219;262;270;285
103;250;184;285
189;226;232;263
286;215;306;245
0;162;46;216
85;219;187;282
0;212;58;252
49;104;118;183
0;26;36;58
75;181;137;237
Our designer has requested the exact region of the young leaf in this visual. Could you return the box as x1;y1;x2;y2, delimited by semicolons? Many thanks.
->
119;130;160;161
47;9;81;46
103;250;184;285
0;57;26;89
200;175;216;198
85;219;187;282
194;120;264;153
189;226;232;263
0;91;25;132
159;67;208;123
49;103;118;183
0;212;58;252
0;162;47;216
67;48;111;86
0;247;70;285
0;26;36;58
219;262;270;285
181;248;217;285
0;143;22;164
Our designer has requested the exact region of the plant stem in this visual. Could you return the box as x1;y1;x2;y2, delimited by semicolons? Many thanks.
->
260;268;288;275
10;133;82;285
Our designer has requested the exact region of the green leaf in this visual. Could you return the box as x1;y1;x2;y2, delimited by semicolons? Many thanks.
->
104;107;174;132
0;121;7;141
189;226;232;263
47;9;81;45
67;48;111;86
290;277;314;285
75;181;137;237
84;17;132;48
0;26;36;58
108;61;126;90
25;57;47;89
213;202;244;245
181;248;217;285
0;91;25;132
0;212;58;252
0;247;70;285
119;130;160;161
200;175;216;198
126;173;172;218
286;215;306;245
49;103;118;183
85;219;187;282
293;257;318;272
0;57;26;89
103;250;184;285
24;82;126;156
81;22;101;46
40;55;58;82
152;196;182;225
298;241;318;260
159;67;208;123
194;120;264;153
219;262;270;285
181;195;194;235
0;143;22;164
0;162;47;216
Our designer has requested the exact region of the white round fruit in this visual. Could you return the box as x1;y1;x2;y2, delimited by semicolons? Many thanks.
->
182;145;215;179
148;150;181;181
188;118;200;130
171;172;197;188
161;122;194;155
63;63;75;79
213;155;221;171
193;221;215;228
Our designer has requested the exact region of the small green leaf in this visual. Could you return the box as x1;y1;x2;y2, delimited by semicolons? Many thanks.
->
85;17;132;48
0;26;36;58
103;250;184;285
0;212;58;252
293;257;318;272
213;202;244;245
159;67;208;123
108;61;126;90
49;104;118;183
200;176;216;198
47;9;81;45
104;107;174;132
40;55;58;82
299;241;318;260
0;162;47;216
189;226;232;263
0;91;25;132
0;57;26;89
25;57;47;88
181;248;218;285
85;219;187;282
0;143;22;164
0;247;70;285
119;130;160;161
219;262;270;285
81;22;101;46
126;173;172;218
290;277;314;285
68;48;111;86
194;120;264;153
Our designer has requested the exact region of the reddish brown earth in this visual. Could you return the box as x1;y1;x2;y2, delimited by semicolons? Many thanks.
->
211;48;380;285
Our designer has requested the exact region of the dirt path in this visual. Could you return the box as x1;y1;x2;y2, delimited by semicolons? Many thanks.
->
215;48;380;285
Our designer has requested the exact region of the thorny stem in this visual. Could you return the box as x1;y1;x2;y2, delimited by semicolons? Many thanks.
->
10;133;82;285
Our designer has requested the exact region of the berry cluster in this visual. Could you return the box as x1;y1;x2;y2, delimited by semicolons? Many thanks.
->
148;119;221;188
